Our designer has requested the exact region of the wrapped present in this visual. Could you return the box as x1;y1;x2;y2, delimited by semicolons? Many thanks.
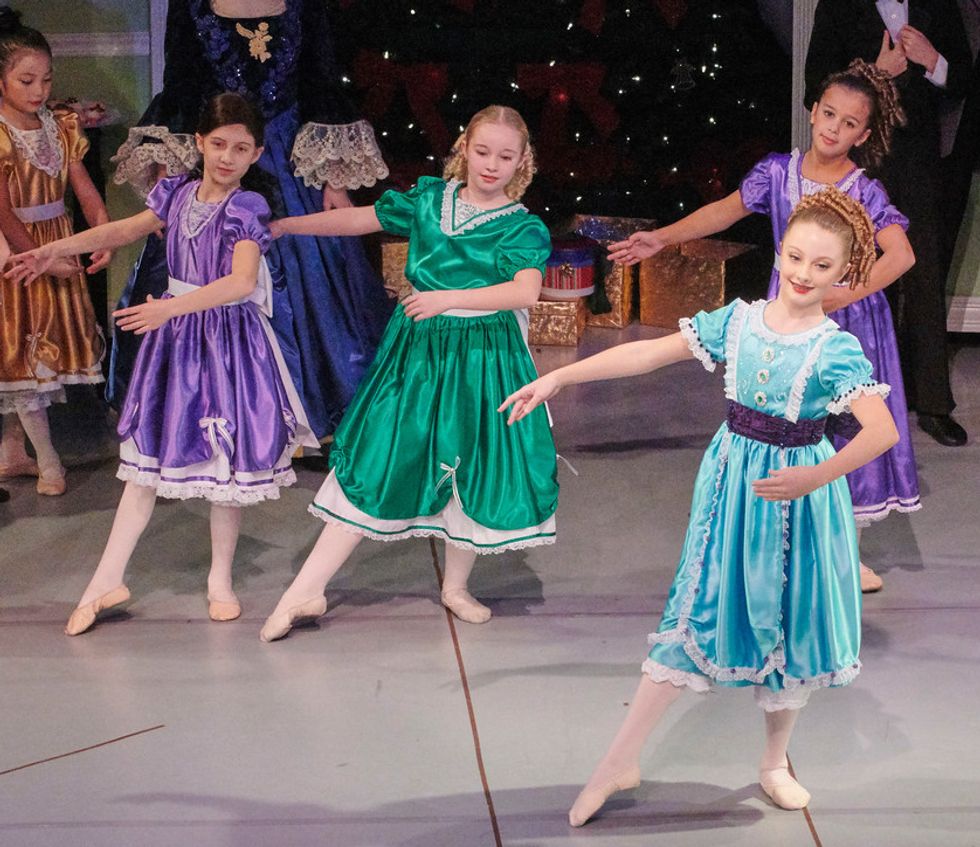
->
564;215;657;328
364;233;412;300
528;297;588;346
543;237;595;300
639;239;765;328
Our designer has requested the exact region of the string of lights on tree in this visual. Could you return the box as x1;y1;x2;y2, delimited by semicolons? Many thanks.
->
333;0;791;227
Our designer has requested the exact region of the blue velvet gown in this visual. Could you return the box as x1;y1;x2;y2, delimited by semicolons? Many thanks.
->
644;299;888;709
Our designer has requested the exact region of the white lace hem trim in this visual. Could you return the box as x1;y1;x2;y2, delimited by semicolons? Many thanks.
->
853;495;922;527
826;382;891;415
754;685;812;712
309;470;557;554
641;659;711;692
117;464;295;505
0;386;68;414
111;126;200;198
679;317;716;373
290;120;389;190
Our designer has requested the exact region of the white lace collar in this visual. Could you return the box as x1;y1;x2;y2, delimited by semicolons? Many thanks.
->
439;178;526;236
0;105;64;178
787;148;864;209
748;299;837;346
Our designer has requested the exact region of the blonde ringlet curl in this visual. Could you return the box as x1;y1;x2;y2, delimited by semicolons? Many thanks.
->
788;187;876;290
442;105;537;200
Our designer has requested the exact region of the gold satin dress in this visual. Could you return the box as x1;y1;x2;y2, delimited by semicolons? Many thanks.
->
0;109;104;414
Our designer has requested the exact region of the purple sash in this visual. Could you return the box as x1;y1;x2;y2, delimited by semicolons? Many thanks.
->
726;401;826;447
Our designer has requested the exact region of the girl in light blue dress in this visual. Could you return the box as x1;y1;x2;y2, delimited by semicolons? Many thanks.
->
502;188;901;825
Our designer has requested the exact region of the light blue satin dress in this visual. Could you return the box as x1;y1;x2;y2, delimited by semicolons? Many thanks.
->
644;299;889;710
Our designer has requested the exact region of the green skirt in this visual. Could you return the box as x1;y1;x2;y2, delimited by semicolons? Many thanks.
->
310;305;558;552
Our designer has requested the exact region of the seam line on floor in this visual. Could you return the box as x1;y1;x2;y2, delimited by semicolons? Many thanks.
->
788;754;823;847
0;724;166;777
430;539;503;847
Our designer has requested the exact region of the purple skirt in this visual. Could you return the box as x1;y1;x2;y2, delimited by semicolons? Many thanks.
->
768;273;920;524
116;294;317;505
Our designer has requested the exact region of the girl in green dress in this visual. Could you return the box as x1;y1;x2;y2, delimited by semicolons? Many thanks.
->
260;105;558;641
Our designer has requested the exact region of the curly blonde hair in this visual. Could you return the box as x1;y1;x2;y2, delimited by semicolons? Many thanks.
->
788;187;876;289
816;59;907;171
443;105;536;200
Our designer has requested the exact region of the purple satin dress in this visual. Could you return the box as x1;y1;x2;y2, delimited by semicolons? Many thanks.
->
116;177;317;505
740;150;920;525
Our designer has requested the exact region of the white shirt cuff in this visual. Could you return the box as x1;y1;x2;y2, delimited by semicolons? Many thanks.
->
925;53;948;88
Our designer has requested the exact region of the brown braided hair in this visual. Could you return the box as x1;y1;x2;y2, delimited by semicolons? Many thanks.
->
443;105;536;200
787;187;876;289
815;58;906;171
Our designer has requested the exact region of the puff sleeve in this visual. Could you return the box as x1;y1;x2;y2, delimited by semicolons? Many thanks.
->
739;153;780;216
858;177;909;235
374;176;442;237
818;331;890;414
222;191;273;255
145;175;184;223
56;110;90;164
494;214;551;281
678;299;747;373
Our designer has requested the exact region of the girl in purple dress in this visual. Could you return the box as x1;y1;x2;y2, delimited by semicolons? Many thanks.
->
9;93;317;635
609;60;917;593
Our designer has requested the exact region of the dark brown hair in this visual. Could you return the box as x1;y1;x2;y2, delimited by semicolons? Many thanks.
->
0;6;51;77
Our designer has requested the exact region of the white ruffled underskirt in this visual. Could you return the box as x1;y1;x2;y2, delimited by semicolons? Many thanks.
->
117;437;297;506
0;374;103;414
309;471;557;554
854;495;922;527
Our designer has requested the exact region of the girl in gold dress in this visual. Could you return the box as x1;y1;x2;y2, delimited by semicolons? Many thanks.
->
0;7;111;495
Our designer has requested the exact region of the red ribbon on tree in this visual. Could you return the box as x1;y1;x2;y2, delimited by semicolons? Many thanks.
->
515;62;619;152
352;50;451;154
579;0;688;34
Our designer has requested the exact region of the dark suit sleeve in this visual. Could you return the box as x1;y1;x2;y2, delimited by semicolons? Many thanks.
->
804;1;853;108
929;0;972;100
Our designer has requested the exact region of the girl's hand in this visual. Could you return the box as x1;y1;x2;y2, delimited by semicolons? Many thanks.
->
323;186;352;210
752;465;828;501
402;289;456;321
6;245;58;285
498;373;562;425
87;249;113;275
875;29;908;78
899;25;939;74
269;219;286;239
821;285;855;315
607;230;668;266
113;294;176;335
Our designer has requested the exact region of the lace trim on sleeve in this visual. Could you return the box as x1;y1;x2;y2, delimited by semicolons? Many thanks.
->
111;125;200;198
826;382;890;415
678;317;716;372
290;119;389;190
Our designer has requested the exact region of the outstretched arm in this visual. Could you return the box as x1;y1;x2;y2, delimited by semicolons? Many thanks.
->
270;205;382;238
113;240;262;335
499;332;694;424
6;210;163;284
752;393;899;501
67;160;113;274
607;190;751;265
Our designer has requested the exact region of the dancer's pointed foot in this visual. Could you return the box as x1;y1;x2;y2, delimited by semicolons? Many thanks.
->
441;587;491;624
860;563;883;593
0;457;39;480
259;595;327;642
208;594;242;622
759;765;811;810
36;465;66;496
65;585;130;636
568;765;641;827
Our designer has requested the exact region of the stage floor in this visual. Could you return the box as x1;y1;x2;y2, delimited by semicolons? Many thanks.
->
2;323;978;847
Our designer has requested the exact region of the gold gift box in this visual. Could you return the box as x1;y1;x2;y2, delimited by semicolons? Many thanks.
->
364;233;412;300
639;239;765;328
564;215;658;329
528;297;588;346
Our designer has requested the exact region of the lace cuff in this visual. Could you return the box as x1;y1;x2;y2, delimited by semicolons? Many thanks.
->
111;126;200;198
826;382;890;416
290;119;389;190
641;659;711;692
679;317;716;373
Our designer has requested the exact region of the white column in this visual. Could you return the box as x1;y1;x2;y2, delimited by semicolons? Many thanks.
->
150;0;168;94
792;0;819;151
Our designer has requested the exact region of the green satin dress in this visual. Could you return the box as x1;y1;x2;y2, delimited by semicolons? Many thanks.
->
309;177;559;553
